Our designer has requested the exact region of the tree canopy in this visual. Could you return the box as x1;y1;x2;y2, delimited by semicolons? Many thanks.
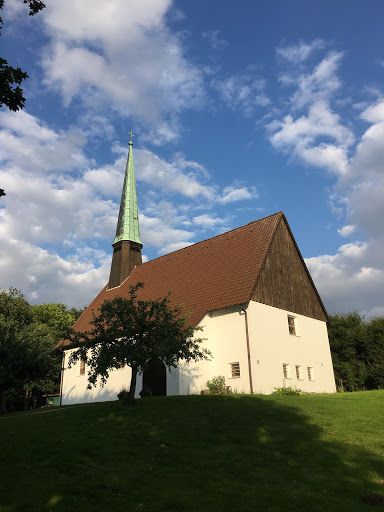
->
0;288;84;413
67;283;210;402
328;311;384;391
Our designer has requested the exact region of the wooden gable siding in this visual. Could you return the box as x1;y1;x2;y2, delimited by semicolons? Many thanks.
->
251;216;328;322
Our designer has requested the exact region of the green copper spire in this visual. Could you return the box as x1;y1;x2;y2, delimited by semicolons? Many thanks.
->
113;135;142;246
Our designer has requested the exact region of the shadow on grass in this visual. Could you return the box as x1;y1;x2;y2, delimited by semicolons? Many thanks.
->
1;394;383;511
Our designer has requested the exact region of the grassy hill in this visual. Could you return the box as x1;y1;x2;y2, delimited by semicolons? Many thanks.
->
1;392;384;511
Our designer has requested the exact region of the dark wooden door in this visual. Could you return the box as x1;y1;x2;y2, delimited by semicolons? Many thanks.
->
142;358;166;396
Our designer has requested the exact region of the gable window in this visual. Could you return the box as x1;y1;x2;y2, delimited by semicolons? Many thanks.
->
80;360;86;376
307;367;314;381
283;363;290;379
230;362;240;378
288;316;296;336
295;365;302;380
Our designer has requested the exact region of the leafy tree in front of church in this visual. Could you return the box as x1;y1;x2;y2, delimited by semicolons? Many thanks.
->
67;283;211;403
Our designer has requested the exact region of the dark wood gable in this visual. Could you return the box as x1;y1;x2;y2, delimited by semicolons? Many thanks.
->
251;215;328;322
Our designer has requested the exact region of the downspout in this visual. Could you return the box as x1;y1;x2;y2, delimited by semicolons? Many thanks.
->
241;305;253;394
59;350;66;406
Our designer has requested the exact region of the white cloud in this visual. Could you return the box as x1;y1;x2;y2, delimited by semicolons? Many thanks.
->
279;51;343;110
140;213;195;254
140;116;182;146
193;214;226;228
360;100;384;123
212;74;270;115
268;101;353;174
337;225;356;237
219;185;258;203
306;240;384;318
0;110;89;173
277;40;325;63
0;238;110;308
135;149;215;200
40;0;204;128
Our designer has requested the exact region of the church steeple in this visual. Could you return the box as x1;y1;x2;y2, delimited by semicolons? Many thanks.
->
108;133;143;289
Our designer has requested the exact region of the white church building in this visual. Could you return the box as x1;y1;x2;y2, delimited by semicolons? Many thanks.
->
57;138;336;404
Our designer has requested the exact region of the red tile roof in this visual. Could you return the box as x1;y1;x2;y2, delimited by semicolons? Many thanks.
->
57;212;282;348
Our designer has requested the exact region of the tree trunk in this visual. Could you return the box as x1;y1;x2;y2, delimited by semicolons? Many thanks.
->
24;389;31;410
0;390;6;415
128;366;138;403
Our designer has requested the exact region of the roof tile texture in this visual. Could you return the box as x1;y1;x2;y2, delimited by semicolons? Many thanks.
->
58;212;282;347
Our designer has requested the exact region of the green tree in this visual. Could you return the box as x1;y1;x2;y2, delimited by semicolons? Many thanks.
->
0;289;83;413
328;311;384;391
0;289;60;413
67;283;210;403
33;302;85;339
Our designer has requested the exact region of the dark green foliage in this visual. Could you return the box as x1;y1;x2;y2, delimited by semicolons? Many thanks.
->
67;283;210;402
139;385;152;398
0;289;83;413
329;311;384;391
272;386;302;396
206;375;227;394
116;389;131;403
0;57;28;111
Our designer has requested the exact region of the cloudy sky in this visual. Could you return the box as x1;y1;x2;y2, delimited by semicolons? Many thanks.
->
1;0;383;317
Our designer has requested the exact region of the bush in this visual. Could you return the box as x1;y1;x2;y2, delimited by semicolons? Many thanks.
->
139;385;152;398
365;367;384;390
272;386;301;396
117;389;131;403
206;376;227;394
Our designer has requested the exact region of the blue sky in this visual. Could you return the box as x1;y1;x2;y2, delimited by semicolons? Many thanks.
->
1;0;384;317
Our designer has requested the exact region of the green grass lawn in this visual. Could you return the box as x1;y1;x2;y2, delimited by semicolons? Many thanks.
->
1;391;384;511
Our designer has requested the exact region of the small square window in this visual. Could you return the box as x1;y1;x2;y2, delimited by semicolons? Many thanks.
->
288;316;296;335
283;363;290;379
230;362;240;378
295;365;302;380
307;367;314;381
80;360;86;376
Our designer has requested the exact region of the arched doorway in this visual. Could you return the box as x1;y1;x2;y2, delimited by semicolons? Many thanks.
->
142;358;166;396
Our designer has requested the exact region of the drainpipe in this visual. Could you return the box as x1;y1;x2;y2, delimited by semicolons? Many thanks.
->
59;349;66;406
241;305;253;394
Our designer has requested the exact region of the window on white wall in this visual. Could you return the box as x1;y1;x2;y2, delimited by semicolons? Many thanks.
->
288;315;296;335
80;360;86;376
283;363;290;379
295;365;302;380
230;362;240;378
307;367;314;381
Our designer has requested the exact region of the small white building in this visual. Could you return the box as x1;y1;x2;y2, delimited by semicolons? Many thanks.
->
57;140;336;404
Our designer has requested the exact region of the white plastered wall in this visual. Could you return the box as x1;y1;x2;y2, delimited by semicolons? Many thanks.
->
61;349;180;405
60;300;336;404
245;301;336;394
180;300;336;395
60;348;142;405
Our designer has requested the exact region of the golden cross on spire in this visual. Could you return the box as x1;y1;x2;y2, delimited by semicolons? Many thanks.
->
128;130;135;140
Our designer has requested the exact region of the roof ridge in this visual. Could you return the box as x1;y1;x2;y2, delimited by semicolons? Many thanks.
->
140;211;284;266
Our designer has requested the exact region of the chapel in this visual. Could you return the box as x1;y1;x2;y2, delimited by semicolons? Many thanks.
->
57;137;336;404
